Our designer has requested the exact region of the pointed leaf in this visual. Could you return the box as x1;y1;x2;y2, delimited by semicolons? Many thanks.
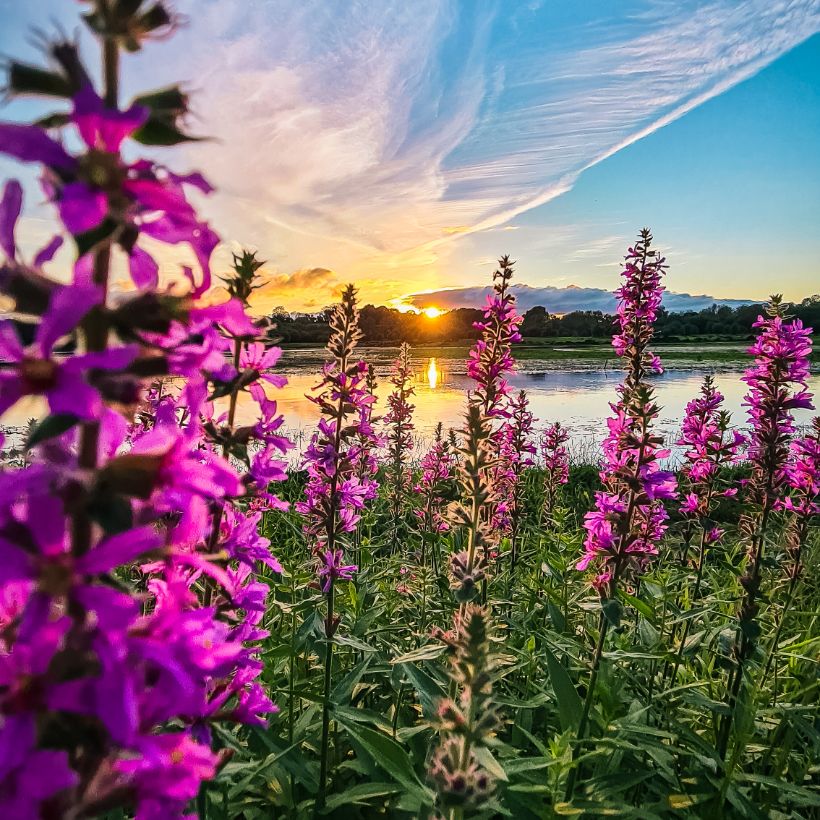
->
544;646;583;732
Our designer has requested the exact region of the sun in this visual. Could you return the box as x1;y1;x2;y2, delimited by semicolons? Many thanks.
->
422;306;444;319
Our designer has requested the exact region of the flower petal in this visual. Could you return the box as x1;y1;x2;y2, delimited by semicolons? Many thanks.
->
33;235;64;268
58;182;108;235
78;526;163;574
0;179;22;259
0;122;75;170
128;244;159;289
36;284;101;357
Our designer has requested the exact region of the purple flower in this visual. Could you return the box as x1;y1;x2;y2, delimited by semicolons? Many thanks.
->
299;286;377;580
578;230;675;597
0;179;63;267
116;733;219;817
466;256;522;419
241;343;287;387
492;390;535;541
0;86;218;293
415;423;455;535
741;307;814;506
0;285;137;420
541;421;570;522
384;343;416;529
317;549;358;593
676;376;745;545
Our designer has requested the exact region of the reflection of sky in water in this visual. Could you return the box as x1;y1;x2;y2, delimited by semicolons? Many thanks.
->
3;349;818;463
232;353;820;459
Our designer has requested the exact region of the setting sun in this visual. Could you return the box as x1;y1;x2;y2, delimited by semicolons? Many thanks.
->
422;306;444;318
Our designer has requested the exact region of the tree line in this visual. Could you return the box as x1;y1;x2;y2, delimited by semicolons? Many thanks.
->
268;296;820;345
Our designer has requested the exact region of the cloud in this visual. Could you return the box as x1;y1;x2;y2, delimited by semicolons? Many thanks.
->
166;0;816;306
1;1;818;308
404;283;754;314
252;266;342;312
270;267;338;291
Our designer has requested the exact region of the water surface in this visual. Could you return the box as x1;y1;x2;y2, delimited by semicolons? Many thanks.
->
3;347;817;462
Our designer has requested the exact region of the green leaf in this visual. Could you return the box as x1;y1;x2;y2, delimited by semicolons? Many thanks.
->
398;662;445;719
334;718;433;802
739;774;820;807
132;116;203;146
548;601;568;634
26;413;80;448
544;646;583;732
601;597;623;628
8;62;73;98
332;633;376;652
322;782;401;812
473;745;509;782
391;643;445;664
617;588;654;621
74;217;118;256
331;705;393;734
332;655;373;703
88;492;134;535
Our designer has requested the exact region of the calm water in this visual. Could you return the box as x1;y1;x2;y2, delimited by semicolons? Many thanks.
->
4;347;818;462
247;349;820;460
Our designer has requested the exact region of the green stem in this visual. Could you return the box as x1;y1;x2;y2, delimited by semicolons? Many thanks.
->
717;503;771;760
72;7;118;561
760;575;799;690
288;577;297;746
316;580;335;812
669;526;709;683
564;611;610;802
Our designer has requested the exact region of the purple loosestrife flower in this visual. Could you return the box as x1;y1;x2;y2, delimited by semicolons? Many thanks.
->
733;297;814;628
241;343;287;388
448;404;495;602
677;376;746;551
0;84;218;293
578;230;676;599
779;418;820;586
297;285;378;566
384;343;416;536
352;364;382;488
449;256;522;598
467;255;522;420
317;549;358;593
0;282;138;419
0;178;64;267
717;300;814;758
492;390;536;569
0;9;290;817
414;422;456;536
541;421;570;524
428;606;502;812
296;284;377;806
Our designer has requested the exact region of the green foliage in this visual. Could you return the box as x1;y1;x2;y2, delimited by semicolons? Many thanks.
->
195;465;819;819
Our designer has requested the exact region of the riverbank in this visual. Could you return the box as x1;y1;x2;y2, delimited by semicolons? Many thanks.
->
280;338;820;368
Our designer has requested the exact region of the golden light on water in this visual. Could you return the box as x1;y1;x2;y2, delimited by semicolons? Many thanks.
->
427;357;439;389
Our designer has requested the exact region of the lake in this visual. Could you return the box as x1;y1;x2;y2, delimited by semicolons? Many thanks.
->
3;346;818;463
256;347;820;461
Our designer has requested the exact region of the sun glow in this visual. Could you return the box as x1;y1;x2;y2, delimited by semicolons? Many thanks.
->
422;306;443;318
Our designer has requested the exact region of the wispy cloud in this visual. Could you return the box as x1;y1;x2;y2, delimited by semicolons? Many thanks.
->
1;1;817;308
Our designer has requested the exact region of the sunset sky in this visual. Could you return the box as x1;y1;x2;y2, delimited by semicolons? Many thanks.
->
1;0;818;314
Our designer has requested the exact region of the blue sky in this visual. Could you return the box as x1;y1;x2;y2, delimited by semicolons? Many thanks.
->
0;0;818;312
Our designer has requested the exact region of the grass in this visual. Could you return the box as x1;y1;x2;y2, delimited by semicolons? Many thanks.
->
282;338;820;366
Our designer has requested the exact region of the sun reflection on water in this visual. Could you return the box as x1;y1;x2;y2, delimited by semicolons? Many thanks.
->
427;357;439;389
